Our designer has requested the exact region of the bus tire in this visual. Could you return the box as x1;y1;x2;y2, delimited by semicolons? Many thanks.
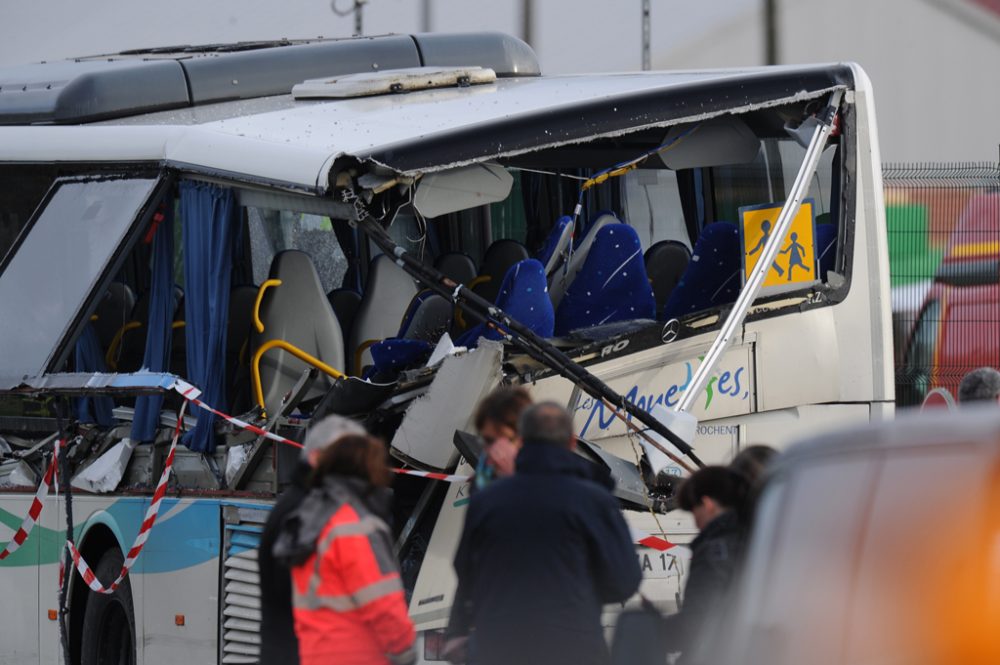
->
79;547;136;665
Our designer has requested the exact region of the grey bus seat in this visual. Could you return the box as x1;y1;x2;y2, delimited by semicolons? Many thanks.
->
548;212;619;307
252;250;345;415
644;240;691;319
400;290;452;341
349;254;418;375
364;290;454;379
471;239;529;304
327;288;362;342
434;252;477;286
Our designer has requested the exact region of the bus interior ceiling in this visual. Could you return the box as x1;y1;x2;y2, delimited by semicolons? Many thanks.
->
0;93;847;547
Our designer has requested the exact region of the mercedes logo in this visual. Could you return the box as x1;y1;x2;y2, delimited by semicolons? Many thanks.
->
661;319;680;344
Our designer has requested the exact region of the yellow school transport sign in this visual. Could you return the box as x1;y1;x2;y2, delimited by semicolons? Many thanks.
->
739;199;817;288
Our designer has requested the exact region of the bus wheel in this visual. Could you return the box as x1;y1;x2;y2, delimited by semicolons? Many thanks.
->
80;548;136;665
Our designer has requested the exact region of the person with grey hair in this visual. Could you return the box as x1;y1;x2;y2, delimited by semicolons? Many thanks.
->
958;367;1000;404
258;414;366;665
446;402;641;665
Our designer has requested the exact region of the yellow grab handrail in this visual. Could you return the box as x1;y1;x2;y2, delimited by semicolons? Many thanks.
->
466;274;492;290
105;321;143;370
353;339;381;377
253;279;282;333
454;275;492;329
252;339;345;415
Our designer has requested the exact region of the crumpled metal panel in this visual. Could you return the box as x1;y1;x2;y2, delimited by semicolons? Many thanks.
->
390;340;504;470
0;371;179;394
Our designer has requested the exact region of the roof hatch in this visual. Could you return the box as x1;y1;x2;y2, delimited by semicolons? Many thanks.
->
292;66;496;99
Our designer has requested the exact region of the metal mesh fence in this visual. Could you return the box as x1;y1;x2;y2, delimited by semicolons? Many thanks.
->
884;162;1000;406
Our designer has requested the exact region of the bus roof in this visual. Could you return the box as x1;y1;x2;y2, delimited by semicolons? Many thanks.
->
0;54;855;192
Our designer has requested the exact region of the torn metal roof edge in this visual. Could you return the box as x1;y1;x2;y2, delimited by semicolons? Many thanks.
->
0;371;181;395
352;65;855;176
0;64;858;192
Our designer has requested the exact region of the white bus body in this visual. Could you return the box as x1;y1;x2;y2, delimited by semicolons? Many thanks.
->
0;33;891;664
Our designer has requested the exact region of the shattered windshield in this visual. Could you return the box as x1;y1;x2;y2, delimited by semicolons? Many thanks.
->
0;177;157;378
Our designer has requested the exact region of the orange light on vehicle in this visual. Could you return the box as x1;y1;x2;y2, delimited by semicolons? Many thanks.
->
47;610;58;621
175;614;185;626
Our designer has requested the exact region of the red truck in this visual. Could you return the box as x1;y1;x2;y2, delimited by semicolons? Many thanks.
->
898;193;1000;405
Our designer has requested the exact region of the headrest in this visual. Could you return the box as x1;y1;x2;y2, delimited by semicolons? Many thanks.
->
475;239;529;303
644;240;692;319
434;252;478;286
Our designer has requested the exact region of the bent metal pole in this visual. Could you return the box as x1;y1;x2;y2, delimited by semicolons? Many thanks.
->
344;190;704;468
677;88;844;414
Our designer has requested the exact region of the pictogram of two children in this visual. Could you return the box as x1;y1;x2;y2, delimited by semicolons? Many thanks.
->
747;219;810;280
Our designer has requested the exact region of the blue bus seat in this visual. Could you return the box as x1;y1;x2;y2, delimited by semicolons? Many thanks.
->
548;212;619;307
457;258;554;348
554;224;655;336
662;222;741;320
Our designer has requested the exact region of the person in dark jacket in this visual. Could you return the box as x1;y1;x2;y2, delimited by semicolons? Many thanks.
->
447;402;642;665
258;414;365;665
662;466;750;664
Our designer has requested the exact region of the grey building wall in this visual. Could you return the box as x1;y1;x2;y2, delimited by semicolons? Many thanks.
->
656;0;1000;162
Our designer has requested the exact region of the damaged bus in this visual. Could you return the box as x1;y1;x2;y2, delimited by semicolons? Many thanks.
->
0;32;892;664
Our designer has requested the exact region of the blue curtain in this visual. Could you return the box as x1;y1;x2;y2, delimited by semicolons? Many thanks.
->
130;206;175;443
180;182;238;453
74;324;114;426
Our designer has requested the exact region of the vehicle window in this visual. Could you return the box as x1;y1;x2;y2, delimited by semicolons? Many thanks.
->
247;207;348;292
490;171;528;247
712;139;837;223
778;140;837;216
0;165;61;264
897;299;942;406
937;298;1000;397
0;177;157;377
622;169;690;249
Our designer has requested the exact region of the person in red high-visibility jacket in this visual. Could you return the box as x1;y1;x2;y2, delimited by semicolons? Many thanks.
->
273;433;416;665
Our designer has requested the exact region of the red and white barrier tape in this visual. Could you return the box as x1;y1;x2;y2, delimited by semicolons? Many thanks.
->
391;469;471;483
171;379;475;482
65;402;187;594
172;379;303;449
0;442;60;560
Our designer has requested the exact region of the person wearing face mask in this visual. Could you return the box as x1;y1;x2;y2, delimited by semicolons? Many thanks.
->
663;466;750;664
